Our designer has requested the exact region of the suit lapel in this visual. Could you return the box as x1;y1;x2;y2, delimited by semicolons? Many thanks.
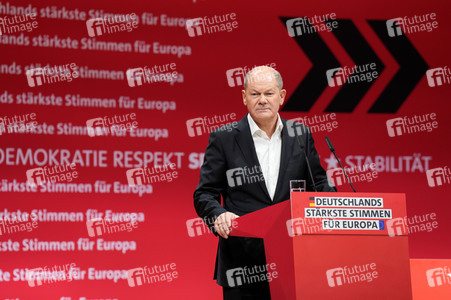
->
234;116;271;201
273;119;295;203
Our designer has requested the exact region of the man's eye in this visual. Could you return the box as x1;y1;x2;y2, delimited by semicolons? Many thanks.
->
251;93;258;96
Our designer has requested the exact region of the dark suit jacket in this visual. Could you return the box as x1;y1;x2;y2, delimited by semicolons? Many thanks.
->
193;115;336;287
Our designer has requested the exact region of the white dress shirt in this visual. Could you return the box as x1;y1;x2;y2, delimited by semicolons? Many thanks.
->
247;114;283;201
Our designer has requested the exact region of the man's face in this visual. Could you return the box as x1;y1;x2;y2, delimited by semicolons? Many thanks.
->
242;71;286;125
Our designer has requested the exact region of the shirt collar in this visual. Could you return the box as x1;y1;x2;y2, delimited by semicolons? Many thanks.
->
247;113;283;137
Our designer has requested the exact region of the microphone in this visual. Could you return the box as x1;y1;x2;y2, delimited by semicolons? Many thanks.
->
297;135;317;192
325;136;356;192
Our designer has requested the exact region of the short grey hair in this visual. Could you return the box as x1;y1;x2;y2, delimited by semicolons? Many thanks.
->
243;66;283;90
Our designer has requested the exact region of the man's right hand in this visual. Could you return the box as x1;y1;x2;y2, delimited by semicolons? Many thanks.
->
214;212;239;239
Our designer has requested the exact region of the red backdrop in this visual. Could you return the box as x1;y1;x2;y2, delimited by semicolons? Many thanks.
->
1;0;450;299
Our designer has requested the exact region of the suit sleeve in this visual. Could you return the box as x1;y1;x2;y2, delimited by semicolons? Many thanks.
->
193;131;228;234
305;131;337;192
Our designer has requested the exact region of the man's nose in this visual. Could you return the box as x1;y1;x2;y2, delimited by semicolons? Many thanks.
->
258;95;268;104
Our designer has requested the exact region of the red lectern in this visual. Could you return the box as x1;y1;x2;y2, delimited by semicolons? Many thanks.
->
229;192;412;299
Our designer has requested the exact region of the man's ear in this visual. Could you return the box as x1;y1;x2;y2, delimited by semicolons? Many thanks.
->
242;90;247;106
279;89;287;105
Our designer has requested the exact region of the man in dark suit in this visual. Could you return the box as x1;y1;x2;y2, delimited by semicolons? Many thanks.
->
193;66;335;299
